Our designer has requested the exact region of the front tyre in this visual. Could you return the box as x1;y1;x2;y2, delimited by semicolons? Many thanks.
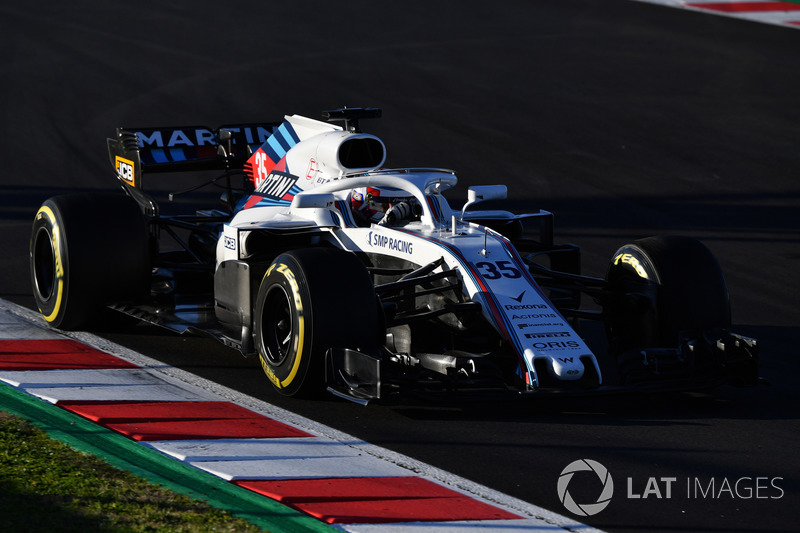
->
254;248;380;397
604;235;730;353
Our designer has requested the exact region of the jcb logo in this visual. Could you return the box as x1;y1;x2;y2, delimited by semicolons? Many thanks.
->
115;156;135;185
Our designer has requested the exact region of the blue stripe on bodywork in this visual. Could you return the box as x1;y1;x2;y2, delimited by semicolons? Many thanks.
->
260;143;281;166
336;200;357;227
278;122;301;144
151;149;169;164
169;148;187;162
266;135;287;160
257;121;301;167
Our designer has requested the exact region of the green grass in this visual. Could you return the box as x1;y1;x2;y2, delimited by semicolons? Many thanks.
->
0;411;265;533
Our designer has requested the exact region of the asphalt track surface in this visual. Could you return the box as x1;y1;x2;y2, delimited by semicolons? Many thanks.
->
1;1;798;532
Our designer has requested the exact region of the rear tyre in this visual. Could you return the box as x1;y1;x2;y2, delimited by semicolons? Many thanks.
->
604;235;730;353
254;248;381;397
30;193;150;330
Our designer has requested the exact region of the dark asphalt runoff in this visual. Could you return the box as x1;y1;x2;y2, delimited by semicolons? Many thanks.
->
2;2;798;532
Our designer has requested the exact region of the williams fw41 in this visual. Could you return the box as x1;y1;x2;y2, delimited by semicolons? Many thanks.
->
30;108;759;403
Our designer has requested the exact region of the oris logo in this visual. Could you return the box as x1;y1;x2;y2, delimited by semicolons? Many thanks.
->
528;340;581;349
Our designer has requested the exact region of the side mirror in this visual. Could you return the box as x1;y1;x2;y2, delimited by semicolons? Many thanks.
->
291;193;337;209
461;185;507;217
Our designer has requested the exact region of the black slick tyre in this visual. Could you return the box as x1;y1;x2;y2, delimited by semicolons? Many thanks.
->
254;248;380;397
605;235;730;353
30;193;149;330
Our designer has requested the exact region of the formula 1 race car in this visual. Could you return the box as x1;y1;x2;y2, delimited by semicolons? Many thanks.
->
29;108;759;403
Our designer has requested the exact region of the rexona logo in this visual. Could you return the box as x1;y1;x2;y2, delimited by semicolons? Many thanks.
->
557;459;614;516
505;303;548;310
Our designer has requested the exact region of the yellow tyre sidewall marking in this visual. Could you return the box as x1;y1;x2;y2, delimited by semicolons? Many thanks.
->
612;252;650;280
259;353;282;388
259;262;305;390
36;206;65;323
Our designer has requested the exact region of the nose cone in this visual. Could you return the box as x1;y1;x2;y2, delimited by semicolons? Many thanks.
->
549;355;585;381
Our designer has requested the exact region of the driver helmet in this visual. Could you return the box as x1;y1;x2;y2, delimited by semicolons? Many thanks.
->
350;186;418;225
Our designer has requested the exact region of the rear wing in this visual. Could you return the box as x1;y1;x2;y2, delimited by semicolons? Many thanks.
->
108;124;280;213
109;124;280;178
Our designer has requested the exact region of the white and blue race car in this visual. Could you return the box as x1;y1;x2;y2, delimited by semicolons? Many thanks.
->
30;108;759;402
